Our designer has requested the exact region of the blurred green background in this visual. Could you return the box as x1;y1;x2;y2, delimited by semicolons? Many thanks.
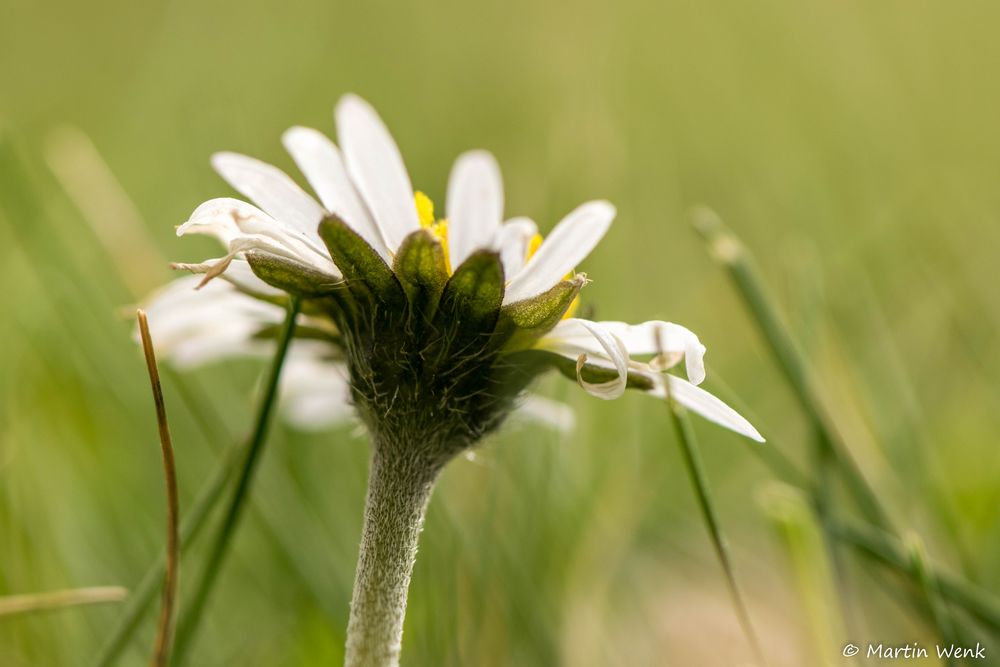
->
2;0;1000;664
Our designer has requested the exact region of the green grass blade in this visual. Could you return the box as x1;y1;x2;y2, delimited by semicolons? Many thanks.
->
170;297;301;665
666;399;768;666
758;483;844;667
692;207;890;529
91;437;246;666
833;521;1000;635
906;533;958;665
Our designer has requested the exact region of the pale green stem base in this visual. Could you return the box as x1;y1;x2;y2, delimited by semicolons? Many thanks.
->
345;445;443;667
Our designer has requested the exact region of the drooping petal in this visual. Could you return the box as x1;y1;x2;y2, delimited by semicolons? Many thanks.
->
573;320;629;400
655;375;765;443
335;94;419;252
210;152;327;248
177;198;339;277
281;126;390;260
497;217;538;279
503;200;614;304
446;150;504;269
540;318;706;385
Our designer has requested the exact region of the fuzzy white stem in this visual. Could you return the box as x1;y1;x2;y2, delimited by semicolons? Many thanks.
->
344;444;442;667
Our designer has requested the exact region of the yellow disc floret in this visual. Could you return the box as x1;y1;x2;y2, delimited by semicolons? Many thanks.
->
414;191;451;273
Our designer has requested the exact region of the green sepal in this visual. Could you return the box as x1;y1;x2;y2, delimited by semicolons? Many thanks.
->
245;251;342;298
495;275;586;350
317;215;405;311
392;229;449;322
429;250;504;360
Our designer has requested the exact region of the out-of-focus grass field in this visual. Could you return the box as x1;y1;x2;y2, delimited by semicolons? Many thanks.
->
2;1;1000;664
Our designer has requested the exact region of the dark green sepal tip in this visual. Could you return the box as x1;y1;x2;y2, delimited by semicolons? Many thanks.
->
495;275;586;350
317;215;406;310
393;229;449;321
425;249;505;364
435;250;504;330
245;251;342;298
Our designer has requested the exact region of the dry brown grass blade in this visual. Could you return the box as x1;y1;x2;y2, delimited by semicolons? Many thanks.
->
136;309;180;667
0;587;128;617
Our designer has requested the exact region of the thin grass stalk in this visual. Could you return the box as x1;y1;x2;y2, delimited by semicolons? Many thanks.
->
691;207;890;529
906;534;959;665
666;399;768;667
91;438;245;666
136;309;181;667
833;521;1000;635
170;296;301;665
0;587;128;617
689;208;1000;641
41;132;331;665
758;483;844;667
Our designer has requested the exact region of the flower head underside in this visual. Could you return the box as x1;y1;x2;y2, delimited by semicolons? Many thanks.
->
144;94;763;455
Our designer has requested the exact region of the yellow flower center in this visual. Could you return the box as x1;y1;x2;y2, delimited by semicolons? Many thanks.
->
414;191;451;274
413;192;579;317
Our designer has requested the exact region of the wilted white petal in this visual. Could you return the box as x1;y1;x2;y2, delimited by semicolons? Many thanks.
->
446;150;504;269
654;375;765;443
497;217;537;279
335;94;419;252
178;198;339;277
280;355;355;431
573;320;628;400
514;394;575;433
503;200;615;304
281;126;390;260
541;319;706;385
211;152;327;248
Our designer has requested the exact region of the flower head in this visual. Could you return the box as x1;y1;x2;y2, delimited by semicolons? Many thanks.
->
147;94;762;457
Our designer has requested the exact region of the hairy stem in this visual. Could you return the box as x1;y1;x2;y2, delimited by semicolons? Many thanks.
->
345;444;443;667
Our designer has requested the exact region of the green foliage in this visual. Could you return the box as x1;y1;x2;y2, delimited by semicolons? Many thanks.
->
3;1;1000;664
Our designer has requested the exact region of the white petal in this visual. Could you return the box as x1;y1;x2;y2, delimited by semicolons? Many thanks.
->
446;150;504;269
335;94;419;252
140;276;283;369
497;217;537;279
211;152;326;247
655;376;765;443
280;355;355;431
503;200;615;304
281;126;390;260
178;198;339;277
541;319;706;385
514;394;576;433
573;320;628;400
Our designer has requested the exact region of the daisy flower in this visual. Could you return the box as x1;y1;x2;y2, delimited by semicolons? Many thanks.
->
151;94;761;445
141;93;763;667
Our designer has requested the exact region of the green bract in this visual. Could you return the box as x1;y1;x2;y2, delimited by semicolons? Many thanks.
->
247;214;578;461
